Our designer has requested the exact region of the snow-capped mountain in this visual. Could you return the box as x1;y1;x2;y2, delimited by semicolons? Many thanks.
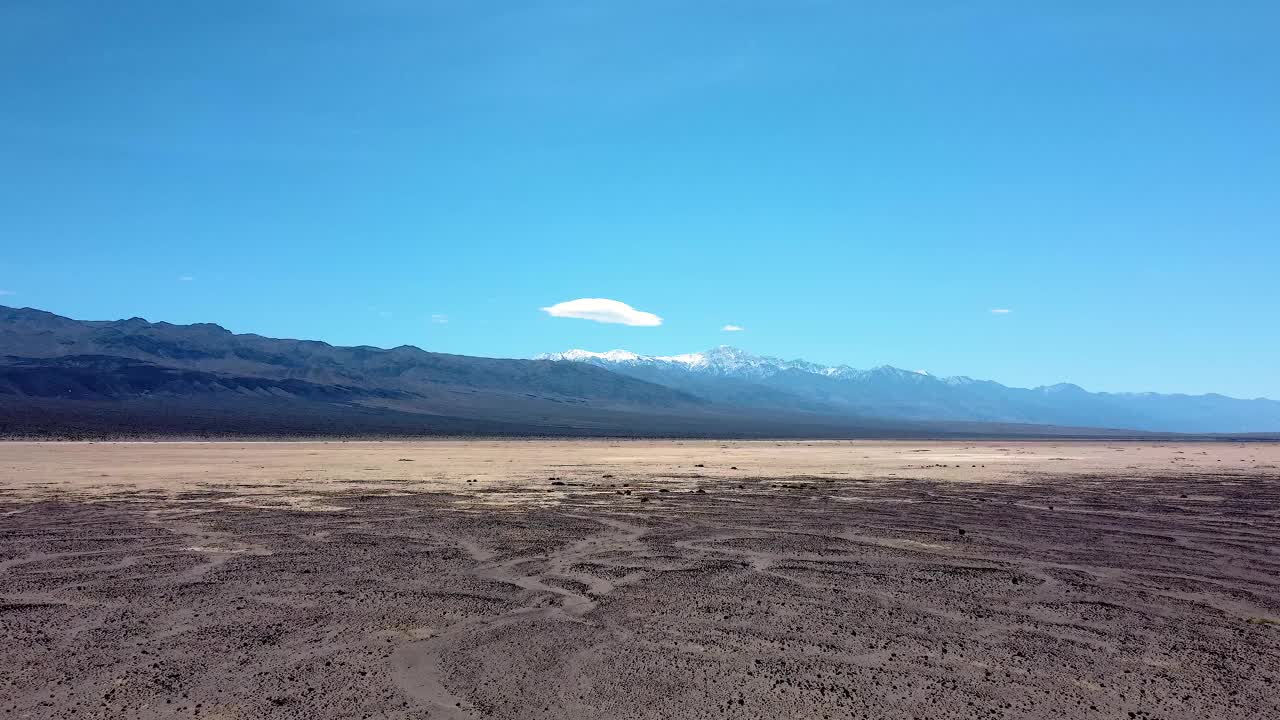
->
538;345;858;379
537;346;1280;433
538;346;957;385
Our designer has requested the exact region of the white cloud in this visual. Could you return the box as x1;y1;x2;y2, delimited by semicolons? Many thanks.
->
0;289;14;296
540;298;662;327
431;313;449;324
722;324;744;332
179;275;194;282
990;308;1011;314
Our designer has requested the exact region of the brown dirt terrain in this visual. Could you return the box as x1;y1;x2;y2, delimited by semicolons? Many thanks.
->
2;440;1279;719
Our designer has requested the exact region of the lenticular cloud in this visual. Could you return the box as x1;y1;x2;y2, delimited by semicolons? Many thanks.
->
540;298;663;327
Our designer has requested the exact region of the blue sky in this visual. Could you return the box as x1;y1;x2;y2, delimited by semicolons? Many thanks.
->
2;1;1277;398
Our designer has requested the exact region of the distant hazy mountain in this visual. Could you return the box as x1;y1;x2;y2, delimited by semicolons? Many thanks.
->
538;346;1280;433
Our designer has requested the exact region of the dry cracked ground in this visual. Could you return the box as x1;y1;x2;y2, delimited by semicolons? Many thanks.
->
2;440;1279;719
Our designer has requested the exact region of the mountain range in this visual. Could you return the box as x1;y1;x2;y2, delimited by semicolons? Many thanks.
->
1;305;1274;438
536;347;1280;434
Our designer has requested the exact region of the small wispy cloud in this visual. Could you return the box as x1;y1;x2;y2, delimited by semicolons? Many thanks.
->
179;275;194;282
722;324;744;332
431;313;449;325
990;308;1011;314
0;289;14;296
377;310;393;318
541;298;662;326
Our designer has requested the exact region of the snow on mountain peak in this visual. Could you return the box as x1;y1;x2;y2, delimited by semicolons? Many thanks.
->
539;346;922;382
543;349;640;363
538;348;709;366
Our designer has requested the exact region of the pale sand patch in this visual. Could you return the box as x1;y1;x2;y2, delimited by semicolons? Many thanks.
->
2;439;1276;504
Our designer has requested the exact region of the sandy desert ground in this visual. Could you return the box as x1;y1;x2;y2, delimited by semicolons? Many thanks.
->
2;439;1279;719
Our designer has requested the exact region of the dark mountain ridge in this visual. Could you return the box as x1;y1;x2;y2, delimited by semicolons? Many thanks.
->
0;306;698;409
0;355;415;402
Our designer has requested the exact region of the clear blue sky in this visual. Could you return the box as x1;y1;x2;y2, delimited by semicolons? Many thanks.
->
2;2;1277;398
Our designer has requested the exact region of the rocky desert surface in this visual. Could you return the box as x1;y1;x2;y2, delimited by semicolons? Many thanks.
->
2;440;1278;719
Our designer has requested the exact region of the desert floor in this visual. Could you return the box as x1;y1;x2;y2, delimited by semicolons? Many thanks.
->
2;439;1279;719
